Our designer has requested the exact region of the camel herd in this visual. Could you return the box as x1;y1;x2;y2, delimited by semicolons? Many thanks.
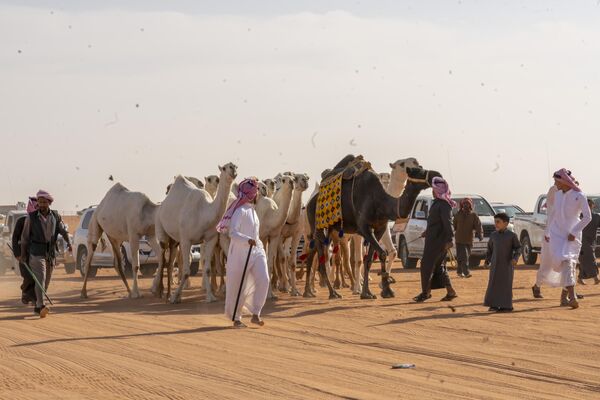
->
79;156;425;304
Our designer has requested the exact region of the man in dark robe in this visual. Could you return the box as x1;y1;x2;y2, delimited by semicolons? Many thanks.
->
11;197;38;304
413;177;457;302
484;213;521;312
453;197;483;278
578;199;600;285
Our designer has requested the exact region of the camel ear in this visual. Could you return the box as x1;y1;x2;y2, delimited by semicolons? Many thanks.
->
400;162;405;168
389;163;394;169
218;165;223;171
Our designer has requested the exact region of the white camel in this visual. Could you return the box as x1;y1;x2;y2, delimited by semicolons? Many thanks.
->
80;183;162;299
277;173;309;296
255;175;295;299
153;163;237;304
377;158;421;279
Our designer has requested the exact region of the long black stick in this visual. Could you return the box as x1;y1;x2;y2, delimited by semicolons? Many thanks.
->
8;244;54;305
232;244;253;322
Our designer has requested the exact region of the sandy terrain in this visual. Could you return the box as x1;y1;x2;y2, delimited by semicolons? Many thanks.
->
1;262;600;400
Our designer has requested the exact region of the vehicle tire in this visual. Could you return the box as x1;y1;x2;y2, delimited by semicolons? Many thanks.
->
521;234;538;265
64;263;77;274
399;237;418;269
77;247;97;278
469;256;484;268
140;264;157;278
120;246;133;277
190;261;200;276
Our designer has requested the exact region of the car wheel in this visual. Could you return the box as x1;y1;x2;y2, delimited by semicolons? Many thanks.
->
140;264;157;278
469;256;483;268
77;247;97;278
120;246;133;277
521;234;538;265
399;237;418;269
190;261;200;276
65;263;77;274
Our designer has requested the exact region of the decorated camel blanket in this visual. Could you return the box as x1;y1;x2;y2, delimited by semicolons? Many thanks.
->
315;156;372;230
316;174;343;230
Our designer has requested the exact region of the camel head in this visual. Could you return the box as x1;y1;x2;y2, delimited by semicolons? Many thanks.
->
292;173;310;191
378;172;391;187
405;167;442;191
218;163;238;182
279;175;295;193
185;176;204;190
257;182;269;198
204;175;220;197
389;157;420;180
262;179;276;197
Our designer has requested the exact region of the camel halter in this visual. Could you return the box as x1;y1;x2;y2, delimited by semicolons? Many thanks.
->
397;171;431;219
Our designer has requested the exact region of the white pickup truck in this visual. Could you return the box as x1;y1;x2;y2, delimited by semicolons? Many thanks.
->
514;194;600;265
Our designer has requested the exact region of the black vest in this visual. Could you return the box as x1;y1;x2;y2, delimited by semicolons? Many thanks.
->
28;211;59;258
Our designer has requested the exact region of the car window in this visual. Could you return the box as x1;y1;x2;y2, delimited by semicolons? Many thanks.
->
495;205;522;218
453;198;495;217
81;211;93;229
590;196;600;212
412;201;423;218
538;196;547;215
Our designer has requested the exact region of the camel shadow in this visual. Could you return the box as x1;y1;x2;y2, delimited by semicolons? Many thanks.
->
11;325;230;348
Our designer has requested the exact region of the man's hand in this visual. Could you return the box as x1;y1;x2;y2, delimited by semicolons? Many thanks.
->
420;231;427;238
248;239;256;247
16;256;21;262
544;236;550;243
567;234;576;242
67;244;73;253
511;259;518;267
477;234;484;242
445;242;453;250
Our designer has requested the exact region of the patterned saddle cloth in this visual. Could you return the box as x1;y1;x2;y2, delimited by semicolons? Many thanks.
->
315;156;372;230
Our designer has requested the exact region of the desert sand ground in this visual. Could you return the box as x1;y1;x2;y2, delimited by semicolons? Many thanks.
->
1;262;600;400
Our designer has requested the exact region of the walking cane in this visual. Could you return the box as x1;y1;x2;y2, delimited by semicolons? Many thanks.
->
232;244;254;322
8;244;54;306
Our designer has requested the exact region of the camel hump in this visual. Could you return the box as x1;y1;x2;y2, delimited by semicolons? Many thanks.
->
109;182;129;193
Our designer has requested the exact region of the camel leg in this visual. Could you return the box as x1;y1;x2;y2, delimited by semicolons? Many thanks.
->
340;238;353;289
165;242;177;302
106;239;132;297
316;240;342;299
352;235;363;295
170;240;194;304
80;241;98;299
288;231;302;297
381;230;397;283
199;237;218;303
127;237;142;299
149;236;164;297
266;236;280;300
375;228;394;298
152;241;167;298
360;227;387;300
277;241;290;293
303;247;317;298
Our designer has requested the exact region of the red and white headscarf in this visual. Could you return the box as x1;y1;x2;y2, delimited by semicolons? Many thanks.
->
460;197;473;210
216;178;259;233
27;196;38;213
432;177;457;208
553;168;581;192
36;190;54;204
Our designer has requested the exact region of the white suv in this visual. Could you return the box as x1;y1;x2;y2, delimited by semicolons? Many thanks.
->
395;194;496;269
73;207;158;278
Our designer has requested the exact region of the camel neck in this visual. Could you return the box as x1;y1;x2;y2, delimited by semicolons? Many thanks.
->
286;189;303;225
209;176;232;221
394;183;422;219
274;188;293;227
387;171;408;198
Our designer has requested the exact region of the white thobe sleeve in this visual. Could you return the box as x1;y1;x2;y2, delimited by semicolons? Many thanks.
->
229;208;252;244
571;194;592;236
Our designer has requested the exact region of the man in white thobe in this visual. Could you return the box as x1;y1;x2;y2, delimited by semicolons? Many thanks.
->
217;178;269;328
535;169;591;308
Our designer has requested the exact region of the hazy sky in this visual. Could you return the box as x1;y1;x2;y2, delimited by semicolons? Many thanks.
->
1;1;600;212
